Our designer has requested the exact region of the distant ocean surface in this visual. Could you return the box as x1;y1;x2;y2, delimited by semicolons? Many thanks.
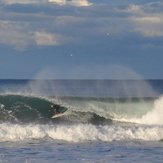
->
0;79;163;163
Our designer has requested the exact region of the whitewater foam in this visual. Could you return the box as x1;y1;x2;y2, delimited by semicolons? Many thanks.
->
114;96;163;125
0;123;163;143
140;96;163;124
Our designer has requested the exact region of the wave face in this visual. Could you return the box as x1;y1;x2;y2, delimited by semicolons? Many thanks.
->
0;94;67;123
1;93;163;142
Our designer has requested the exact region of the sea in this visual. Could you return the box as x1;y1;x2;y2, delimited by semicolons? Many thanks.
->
0;79;163;163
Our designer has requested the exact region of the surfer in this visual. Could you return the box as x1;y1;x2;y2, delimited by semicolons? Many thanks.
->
51;105;59;114
50;104;67;118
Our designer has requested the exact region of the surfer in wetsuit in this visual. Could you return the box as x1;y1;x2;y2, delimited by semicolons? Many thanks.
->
50;103;67;118
51;105;61;115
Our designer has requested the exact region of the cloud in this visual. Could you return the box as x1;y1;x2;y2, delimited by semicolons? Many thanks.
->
0;0;45;5
34;31;61;46
0;20;69;50
0;0;162;51
0;0;92;6
123;3;163;37
131;15;163;37
118;4;143;14
0;20;33;50
0;4;131;50
48;0;92;7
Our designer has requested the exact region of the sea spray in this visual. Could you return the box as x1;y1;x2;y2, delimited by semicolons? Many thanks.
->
112;96;163;125
139;96;163;125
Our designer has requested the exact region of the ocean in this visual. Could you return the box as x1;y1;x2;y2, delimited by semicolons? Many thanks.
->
0;79;163;162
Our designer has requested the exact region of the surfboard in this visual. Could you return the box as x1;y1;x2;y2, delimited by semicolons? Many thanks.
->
51;112;66;118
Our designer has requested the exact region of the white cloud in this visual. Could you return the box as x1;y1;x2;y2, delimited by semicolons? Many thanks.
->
0;0;92;6
0;20;69;50
0;21;33;50
48;0;92;7
131;15;163;37
48;0;65;5
121;3;163;37
34;32;61;46
118;4;143;15
0;0;45;5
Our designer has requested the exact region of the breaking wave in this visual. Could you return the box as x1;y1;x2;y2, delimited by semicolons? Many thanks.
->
0;94;67;123
0;94;112;125
0;93;163;142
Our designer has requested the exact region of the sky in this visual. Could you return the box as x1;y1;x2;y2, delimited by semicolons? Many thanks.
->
0;0;163;79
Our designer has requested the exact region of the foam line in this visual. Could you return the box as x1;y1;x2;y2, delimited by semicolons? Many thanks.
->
0;123;163;142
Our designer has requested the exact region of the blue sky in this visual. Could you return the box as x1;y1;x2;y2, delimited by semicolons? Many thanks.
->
0;0;163;79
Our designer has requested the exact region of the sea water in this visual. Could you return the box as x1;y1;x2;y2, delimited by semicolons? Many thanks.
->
0;80;163;163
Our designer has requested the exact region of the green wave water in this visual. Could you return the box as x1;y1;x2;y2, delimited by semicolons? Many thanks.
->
0;94;67;122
